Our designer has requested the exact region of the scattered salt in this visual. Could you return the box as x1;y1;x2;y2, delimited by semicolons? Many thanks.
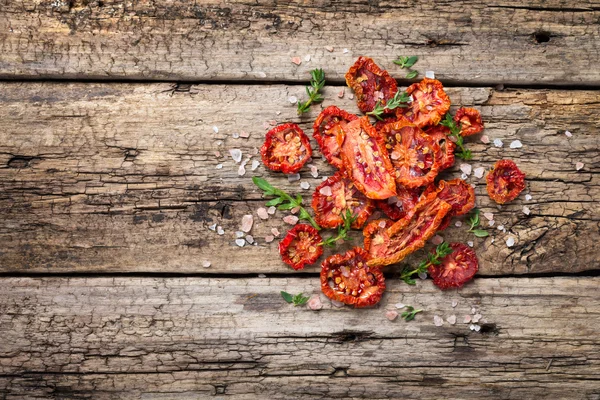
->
288;96;298;104
506;236;515;247
469;324;481;331
451;300;458;308
217;226;224;235
343;48;349;53
385;310;399;321
283;215;299;225
264;235;274;243
497;225;504;231
491;238;495;243
483;212;494;221
433;315;444;327
240;131;250;138
291;57;302;65
300;181;310;190
232;132;240;139
258;274;266;278
565;130;572;137
576;162;584;171
418;271;428;280
464;315;472;323
378;221;387;229
488;220;495;227
215;151;222;158
493;138;503;148
472;314;482;323
425;70;435;79
473;167;485;179
523;206;531;215
216;140;223;146
251;160;260;171
241;215;254;232
461;173;468;180
447;315;457;325
455;221;463;227
229;149;242;163
245;235;254;244
338;88;345;98
467;241;474;247
310;165;319;178
257;207;269;220
212;126;219;134
480;135;490;144
395;303;406;309
308;295;322;310
431;235;444;245
235;231;245;238
348;93;354;100
319;186;333;196
304;54;311;62
256;72;267;78
202;260;211;268
238;164;246;176
235;239;246;247
510;140;523;149
208;224;217;231
269;120;277;126
324;46;334;52
290;206;300;214
268;207;277;215
525;194;532;201
288;173;301;182
215;164;223;170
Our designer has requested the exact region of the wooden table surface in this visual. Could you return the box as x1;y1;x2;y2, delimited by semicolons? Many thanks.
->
1;1;599;399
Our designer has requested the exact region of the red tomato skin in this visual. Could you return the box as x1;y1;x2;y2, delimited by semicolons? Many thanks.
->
399;78;451;128
313;106;358;169
454;107;484;137
486;159;526;204
428;243;479;290
279;224;323;270
261;123;312;174
345;56;399;114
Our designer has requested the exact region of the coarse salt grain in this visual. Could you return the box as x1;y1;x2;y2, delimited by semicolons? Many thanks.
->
510;140;523;149
488;220;495;227
348;93;354;100
497;225;504;231
271;227;280;236
343;48;349;53
257;207;269;220
434;315;444;327
290;206;300;214
269;120;277;126
460;164;472;176
229;149;242;163
525;194;532;201
467;241;474;247
451;300;458;308
385;310;399;321
523;206;531;215
251;160;260;171
288;96;298;104
324;46;334;52
268;207;277;215
213;126;219;133
215;151;222;158
241;215;254;232
235;239;245;247
304;54;311;62
493;138;503;147
464;315;472;323
217;226;224;235
319;186;333;196
232;132;240;139
447;315;457;325
483;212;494;221
265;235;274;243
288;173;301;182
565;130;572;137
246;235;254;244
473;167;485;179
576;162;584;171
291;57;302;65
469;324;481;331
308;295;322;310
215;164;223;169
455;221;463;227
506;236;515;247
425;70;435;79
418;271;428;280
395;303;406;309
472;314;482;323
300;181;310;190
240;131;250;138
258;274;266;278
460;173;468;180
283;215;299;225
238;164;246;176
202;260;211;268
338;88;345;98
216;140;223;146
378;221;387;228
208;224;217;231
310;165;319;178
431;235;444;245
480;135;490;144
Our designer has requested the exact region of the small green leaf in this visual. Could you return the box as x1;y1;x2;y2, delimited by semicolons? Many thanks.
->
472;229;490;238
281;291;293;303
265;197;284;207
406;70;419;79
277;203;295;211
253;177;274;193
405;55;419;67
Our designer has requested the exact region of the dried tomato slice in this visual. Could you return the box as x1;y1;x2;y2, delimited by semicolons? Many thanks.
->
486;159;526;204
312;172;375;229
261;123;312;174
373;114;399;133
375;185;423;221
428;243;478;290
364;192;452;267
424;125;456;171
279;224;323;270
345;56;398;114
435;179;475;216
320;247;385;308
380;118;440;188
339;117;397;200
399;78;451;128
313;106;358;169
454;107;484;137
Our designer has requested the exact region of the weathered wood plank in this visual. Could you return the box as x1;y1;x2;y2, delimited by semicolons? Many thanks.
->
0;82;598;274
0;277;598;399
1;1;600;84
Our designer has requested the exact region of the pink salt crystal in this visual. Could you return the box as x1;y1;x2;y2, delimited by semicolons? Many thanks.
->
447;315;457;325
576;162;584;171
431;235;444;245
385;310;399;321
433;315;444;327
483;212;494;221
202;260;211;268
291;57;302;65
271;227;280;236
310;165;319;178
229;149;242;163
480;135;490;144
473;167;485;179
241;215;254;232
239;131;250;138
378;221;387;228
291;206;300;214
268;207;277;215
269;120;277;126
464;315;472;323
565;130;572;137
283;215;299;225
257;207;269;220
264;235;274;243
460;164;472;176
252;147;259;155
324;46;334;52
391;151;401;160
348;93;354;100
455;221;462;227
319;186;333;196
307;295;322;310
237;164;246;176
214;151;221;158
338;88;345;98
472;314;482;323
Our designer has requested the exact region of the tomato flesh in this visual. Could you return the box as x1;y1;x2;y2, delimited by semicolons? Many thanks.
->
320;247;385;308
375;185;422;221
486;159;526;204
345;56;399;114
313;106;358;169
261;123;312;174
279;224;323;270
424;125;456;171
435;179;475;216
339;117;397;200
454;107;484;137
399;78;450;128
428;243;479;289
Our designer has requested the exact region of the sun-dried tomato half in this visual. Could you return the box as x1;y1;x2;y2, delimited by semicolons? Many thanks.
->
313;106;358;169
320;247;385;308
428;243;478;290
339;117;397;200
424;125;456;171
375;185;423;221
399;78;451;128
486;159;526;204
261;123;312;174
373;114;399;133
364;192;452;267
312;172;375;229
380;118;440;188
435;179;475;216
279;224;323;270
345;56;399;114
454;107;484;137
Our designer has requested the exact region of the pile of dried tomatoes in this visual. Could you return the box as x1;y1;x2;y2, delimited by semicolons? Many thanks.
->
260;57;525;308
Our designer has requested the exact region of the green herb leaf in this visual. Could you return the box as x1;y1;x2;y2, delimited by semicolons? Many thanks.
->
265;197;284;207
472;229;490;238
394;55;419;69
252;177;275;194
298;68;326;115
366;90;410;120
466;209;489;237
400;242;453;285
318;211;357;248
281;291;293;303
292;293;310;306
406;70;419;79
401;305;423;321
440;113;473;160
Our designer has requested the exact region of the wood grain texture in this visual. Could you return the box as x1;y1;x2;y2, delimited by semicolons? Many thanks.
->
0;82;598;274
0;276;598;399
1;0;600;84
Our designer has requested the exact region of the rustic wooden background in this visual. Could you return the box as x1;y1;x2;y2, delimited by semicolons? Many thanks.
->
1;1;599;399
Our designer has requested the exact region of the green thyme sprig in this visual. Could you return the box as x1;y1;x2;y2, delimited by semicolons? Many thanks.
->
440;113;472;160
319;210;358;248
366;90;410;121
467;209;489;238
400;242;454;285
252;177;320;230
393;55;419;79
281;291;310;306
297;68;325;115
401;305;423;321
